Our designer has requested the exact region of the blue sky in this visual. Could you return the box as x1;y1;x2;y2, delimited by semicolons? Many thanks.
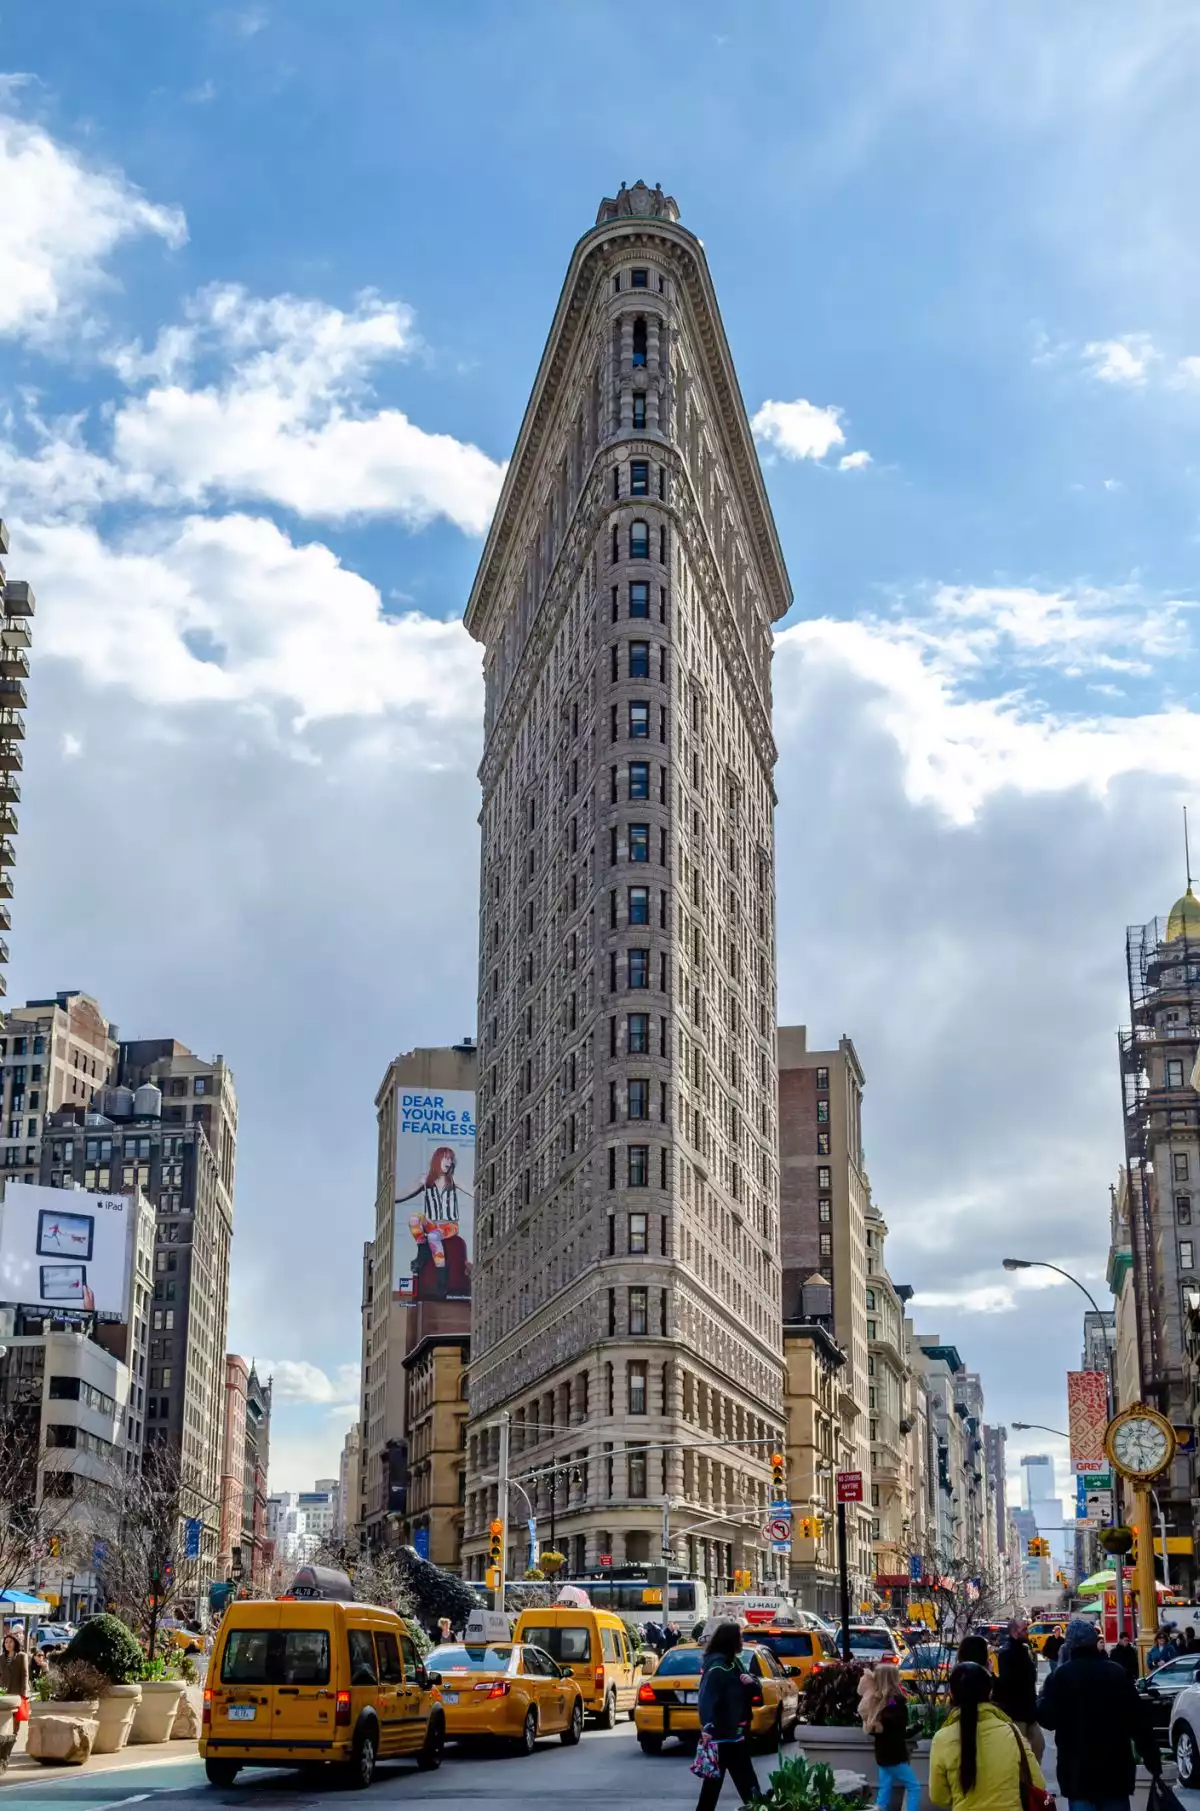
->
2;1;1199;1499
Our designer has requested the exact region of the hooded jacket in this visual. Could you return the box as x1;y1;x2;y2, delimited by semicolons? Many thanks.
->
697;1650;752;1742
993;1636;1038;1723
1035;1647;1159;1800
929;1703;1045;1811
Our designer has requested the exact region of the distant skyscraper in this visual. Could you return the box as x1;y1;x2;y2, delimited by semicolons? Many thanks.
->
463;181;791;1585
0;520;33;1004
1021;1452;1055;1507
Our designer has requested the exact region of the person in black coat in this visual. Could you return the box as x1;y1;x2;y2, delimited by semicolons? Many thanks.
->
1036;1617;1160;1809
1110;1634;1140;1680
994;1618;1044;1762
694;1623;761;1810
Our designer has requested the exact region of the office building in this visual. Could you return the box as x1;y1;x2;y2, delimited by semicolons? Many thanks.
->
782;1273;849;1616
863;1202;919;1588
243;1362;272;1588
983;1423;1009;1567
360;1042;477;1547
1;991;118;1183
338;1422;361;1541
778;1028;873;1591
402;1320;469;1568
462;181;790;1583
0;522;32;1005
1119;879;1200;1594
220;1354;249;1571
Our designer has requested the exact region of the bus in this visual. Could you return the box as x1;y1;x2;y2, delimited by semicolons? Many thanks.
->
567;1573;711;1632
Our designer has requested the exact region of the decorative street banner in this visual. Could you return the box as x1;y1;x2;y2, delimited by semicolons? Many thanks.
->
392;1090;476;1306
1067;1370;1110;1474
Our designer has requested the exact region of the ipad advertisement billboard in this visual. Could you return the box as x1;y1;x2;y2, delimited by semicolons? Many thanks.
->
0;1181;132;1316
392;1090;475;1306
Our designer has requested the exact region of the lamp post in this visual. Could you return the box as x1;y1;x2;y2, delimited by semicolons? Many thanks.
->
1001;1259;1115;1414
1011;1422;1068;1439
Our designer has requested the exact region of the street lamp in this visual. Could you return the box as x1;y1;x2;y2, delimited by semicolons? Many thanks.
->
1011;1422;1068;1439
1001;1258;1115;1413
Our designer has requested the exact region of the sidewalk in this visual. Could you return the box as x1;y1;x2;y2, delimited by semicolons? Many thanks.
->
0;1739;198;1787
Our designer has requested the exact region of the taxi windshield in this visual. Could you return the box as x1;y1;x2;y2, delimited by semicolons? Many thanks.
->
653;1646;703;1676
427;1644;513;1673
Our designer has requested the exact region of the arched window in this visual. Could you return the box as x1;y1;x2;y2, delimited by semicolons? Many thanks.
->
629;519;649;559
632;318;647;367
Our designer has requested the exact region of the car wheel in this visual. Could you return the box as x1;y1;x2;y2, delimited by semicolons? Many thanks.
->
598;1692;617;1730
638;1734;664;1754
1176;1723;1198;1787
561;1700;583;1746
349;1726;377;1789
204;1760;240;1788
416;1715;444;1772
514;1709;537;1756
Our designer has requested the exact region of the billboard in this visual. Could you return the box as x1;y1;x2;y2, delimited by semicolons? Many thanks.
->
392;1090;475;1306
0;1181;133;1317
1067;1370;1110;1474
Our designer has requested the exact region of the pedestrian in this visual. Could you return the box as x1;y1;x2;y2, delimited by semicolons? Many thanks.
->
693;1621;762;1811
1184;1626;1198;1655
993;1617;1044;1763
1036;1615;1160;1811
1110;1633;1139;1681
1148;1628;1175;1669
859;1664;919;1811
957;1636;990;1669
663;1622;680;1651
0;1631;29;1728
930;1662;1046;1811
436;1616;453;1644
1042;1629;1064;1673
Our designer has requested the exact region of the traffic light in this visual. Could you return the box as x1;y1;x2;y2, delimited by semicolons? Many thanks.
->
488;1518;504;1576
771;1452;785;1496
733;1568;752;1592
47;1536;61;1560
812;1516;824;1539
1026;1537;1050;1558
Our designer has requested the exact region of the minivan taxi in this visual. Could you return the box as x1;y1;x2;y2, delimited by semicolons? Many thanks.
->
201;1595;446;1787
512;1603;638;1727
752;1625;839;1685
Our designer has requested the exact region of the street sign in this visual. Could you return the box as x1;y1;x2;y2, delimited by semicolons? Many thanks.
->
765;1515;792;1543
184;1517;202;1560
772;1540;792;1557
414;1527;430;1560
1074;1458;1111;1476
837;1471;864;1503
769;1500;792;1517
909;1555;923;1581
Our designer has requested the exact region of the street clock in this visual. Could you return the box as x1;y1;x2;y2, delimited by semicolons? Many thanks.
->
1104;1405;1176;1481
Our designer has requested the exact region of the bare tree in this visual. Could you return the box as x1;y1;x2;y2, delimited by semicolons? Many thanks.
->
899;1535;1005;1724
0;1403;91;1602
95;1446;198;1658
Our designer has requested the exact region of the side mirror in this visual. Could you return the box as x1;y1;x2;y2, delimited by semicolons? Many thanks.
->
426;1671;442;1688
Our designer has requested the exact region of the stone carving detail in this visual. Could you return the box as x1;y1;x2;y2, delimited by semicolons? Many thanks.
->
596;180;680;224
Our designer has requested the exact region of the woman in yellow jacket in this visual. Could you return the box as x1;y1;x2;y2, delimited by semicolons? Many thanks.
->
930;1662;1046;1811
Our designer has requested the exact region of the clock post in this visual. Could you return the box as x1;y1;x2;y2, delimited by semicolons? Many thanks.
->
1104;1405;1177;1677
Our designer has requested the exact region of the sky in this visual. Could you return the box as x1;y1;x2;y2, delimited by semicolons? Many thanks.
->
1;0;1199;1506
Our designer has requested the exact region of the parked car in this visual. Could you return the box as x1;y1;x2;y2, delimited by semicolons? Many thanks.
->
1170;1682;1200;1785
1139;1656;1200;1747
845;1624;908;1664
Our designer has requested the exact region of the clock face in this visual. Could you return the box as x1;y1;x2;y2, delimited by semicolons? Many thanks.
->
1111;1415;1172;1476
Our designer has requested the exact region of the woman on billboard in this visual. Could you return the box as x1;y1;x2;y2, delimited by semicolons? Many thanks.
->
395;1145;472;1301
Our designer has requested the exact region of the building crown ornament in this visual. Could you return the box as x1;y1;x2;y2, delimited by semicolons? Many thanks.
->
596;179;680;224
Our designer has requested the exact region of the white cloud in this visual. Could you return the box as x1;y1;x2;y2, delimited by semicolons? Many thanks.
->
751;397;869;470
260;1360;360;1406
108;284;505;532
19;512;484;733
1081;333;1158;384
60;732;82;759
909;1286;1016;1314
0;102;185;341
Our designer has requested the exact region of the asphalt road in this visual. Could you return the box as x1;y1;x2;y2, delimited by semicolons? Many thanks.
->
0;1724;733;1811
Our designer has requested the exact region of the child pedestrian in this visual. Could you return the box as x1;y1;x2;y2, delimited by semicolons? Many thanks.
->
859;1664;919;1811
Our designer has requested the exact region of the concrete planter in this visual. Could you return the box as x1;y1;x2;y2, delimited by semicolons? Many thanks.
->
129;1680;184;1745
0;1694;22;1771
93;1684;142;1754
798;1724;935;1810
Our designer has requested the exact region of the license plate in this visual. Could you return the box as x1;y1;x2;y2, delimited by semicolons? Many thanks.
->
678;1690;697;1704
228;1706;256;1721
442;1692;459;1704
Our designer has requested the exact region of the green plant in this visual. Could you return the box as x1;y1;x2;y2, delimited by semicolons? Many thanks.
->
755;1752;865;1811
523;1567;546;1580
538;1550;566;1577
178;1654;199;1684
32;1673;53;1703
64;1613;144;1685
49;1660;107;1702
801;1660;870;1727
139;1651;183;1682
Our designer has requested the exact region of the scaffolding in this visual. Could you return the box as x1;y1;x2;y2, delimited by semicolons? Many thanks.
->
1120;913;1200;1402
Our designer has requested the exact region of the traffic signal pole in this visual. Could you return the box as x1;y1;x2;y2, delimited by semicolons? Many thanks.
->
497;1412;509;1615
836;1501;851;1662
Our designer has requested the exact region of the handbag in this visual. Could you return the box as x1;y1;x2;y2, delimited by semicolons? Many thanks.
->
691;1731;722;1780
13;1698;28;1726
1148;1777;1186;1811
1011;1722;1055;1811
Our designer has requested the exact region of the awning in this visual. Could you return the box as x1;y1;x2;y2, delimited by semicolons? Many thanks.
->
0;1590;53;1615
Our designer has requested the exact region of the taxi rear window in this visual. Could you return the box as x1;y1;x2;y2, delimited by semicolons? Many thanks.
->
653;1646;703;1676
221;1628;331;1685
848;1629;894;1651
428;1645;513;1673
758;1632;815;1658
520;1625;590;1663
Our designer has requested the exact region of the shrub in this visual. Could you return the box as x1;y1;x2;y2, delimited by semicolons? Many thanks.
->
800;1659;870;1727
140;1653;181;1682
759;1753;864;1811
538;1550;566;1577
523;1567;546;1581
64;1615;144;1685
49;1660;108;1702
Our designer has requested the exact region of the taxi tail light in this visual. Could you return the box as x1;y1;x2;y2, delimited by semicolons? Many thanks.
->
335;1691;352;1726
637;1683;656;1704
202;1688;212;1729
594;1666;605;1692
750;1683;765;1706
486;1681;511;1699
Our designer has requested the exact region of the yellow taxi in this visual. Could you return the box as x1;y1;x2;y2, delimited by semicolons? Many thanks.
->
1028;1621;1066;1655
201;1594;444;1787
512;1604;638;1726
752;1626;840;1685
425;1639;584;1753
633;1642;799;1755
